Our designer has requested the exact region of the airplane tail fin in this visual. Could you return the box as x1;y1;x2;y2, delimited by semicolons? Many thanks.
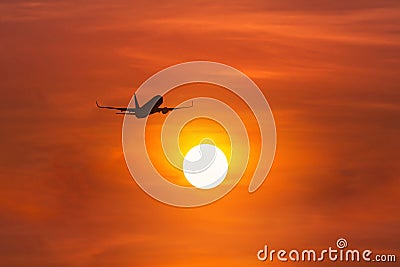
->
134;93;140;109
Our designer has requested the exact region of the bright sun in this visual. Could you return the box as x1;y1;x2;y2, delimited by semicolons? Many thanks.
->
183;144;229;189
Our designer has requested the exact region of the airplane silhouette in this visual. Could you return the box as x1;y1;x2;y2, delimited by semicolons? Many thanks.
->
96;94;193;118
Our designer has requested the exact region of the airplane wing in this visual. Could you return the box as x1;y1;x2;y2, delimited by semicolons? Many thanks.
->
96;101;135;112
170;100;194;110
115;112;136;115
158;101;194;114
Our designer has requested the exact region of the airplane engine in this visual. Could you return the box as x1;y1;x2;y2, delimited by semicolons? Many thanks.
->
162;107;169;114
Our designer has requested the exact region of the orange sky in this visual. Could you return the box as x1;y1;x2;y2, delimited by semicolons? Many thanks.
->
0;1;399;266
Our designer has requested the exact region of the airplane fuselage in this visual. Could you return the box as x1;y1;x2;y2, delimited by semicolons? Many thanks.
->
135;95;163;118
